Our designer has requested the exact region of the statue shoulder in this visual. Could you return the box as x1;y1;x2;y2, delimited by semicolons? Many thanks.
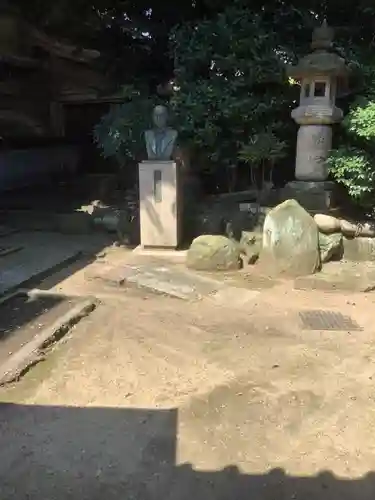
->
169;128;178;139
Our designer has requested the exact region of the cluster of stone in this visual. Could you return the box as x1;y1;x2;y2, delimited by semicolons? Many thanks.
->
186;198;375;275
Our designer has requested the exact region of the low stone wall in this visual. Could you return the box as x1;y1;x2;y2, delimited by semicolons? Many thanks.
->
0;145;79;192
0;209;93;234
194;199;271;240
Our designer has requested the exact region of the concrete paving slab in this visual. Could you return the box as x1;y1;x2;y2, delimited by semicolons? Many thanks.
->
126;264;225;300
88;262;223;300
0;233;82;295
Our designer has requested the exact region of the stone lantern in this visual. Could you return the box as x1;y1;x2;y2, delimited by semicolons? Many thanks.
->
283;20;349;211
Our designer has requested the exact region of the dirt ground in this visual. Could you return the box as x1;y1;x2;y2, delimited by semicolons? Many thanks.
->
1;245;375;499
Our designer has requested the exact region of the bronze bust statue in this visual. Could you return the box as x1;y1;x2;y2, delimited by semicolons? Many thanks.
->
144;105;178;161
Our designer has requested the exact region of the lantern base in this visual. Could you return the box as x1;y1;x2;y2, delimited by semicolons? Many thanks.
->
281;180;337;213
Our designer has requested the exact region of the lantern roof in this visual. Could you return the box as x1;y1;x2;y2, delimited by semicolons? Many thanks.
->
287;20;349;79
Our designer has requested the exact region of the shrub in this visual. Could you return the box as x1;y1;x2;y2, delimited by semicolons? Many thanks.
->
169;7;295;172
326;147;375;209
238;129;288;188
94;86;160;167
328;55;375;211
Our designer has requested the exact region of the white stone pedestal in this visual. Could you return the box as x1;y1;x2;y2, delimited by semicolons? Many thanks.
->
138;160;182;248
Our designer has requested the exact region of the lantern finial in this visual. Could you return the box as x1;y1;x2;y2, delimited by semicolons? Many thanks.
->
311;19;334;50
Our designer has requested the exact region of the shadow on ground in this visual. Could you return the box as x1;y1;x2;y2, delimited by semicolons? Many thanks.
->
0;294;65;339
0;403;373;500
0;292;83;366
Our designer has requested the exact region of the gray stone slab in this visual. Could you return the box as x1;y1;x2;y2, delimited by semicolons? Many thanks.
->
88;262;223;300
87;261;265;304
122;264;222;300
294;261;375;292
0;240;81;295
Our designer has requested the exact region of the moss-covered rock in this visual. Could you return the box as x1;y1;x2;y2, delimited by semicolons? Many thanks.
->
319;232;343;263
187;235;241;271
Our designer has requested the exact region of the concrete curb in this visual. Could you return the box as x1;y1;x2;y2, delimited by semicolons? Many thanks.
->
0;245;23;257
0;296;98;386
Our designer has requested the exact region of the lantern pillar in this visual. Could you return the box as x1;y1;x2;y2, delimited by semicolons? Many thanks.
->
282;21;349;212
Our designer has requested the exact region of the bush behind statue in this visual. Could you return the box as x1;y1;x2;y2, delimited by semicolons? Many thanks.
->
169;8;295;174
94;7;297;181
93;86;162;167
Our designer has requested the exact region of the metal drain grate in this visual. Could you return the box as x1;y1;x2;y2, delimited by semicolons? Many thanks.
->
299;310;362;331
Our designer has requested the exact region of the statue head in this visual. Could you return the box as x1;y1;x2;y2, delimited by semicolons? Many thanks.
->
152;105;168;129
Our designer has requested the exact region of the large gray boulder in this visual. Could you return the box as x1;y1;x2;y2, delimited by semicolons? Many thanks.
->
261;199;320;276
187;235;241;271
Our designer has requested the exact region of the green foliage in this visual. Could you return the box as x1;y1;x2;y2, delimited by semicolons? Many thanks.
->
169;7;296;171
239;129;287;187
239;129;287;167
79;0;375;203
343;98;375;141
93;5;297;180
328;55;375;210
93;86;160;166
326;147;375;207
